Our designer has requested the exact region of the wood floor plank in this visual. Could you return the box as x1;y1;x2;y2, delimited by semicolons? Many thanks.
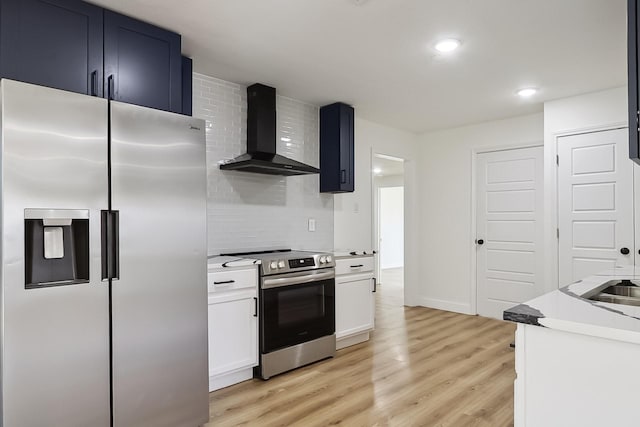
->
208;269;516;426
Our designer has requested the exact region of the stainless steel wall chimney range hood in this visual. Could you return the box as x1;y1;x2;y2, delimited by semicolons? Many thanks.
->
219;83;320;176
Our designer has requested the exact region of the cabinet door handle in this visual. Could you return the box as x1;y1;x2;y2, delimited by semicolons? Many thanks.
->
340;169;347;184
107;74;115;100
90;70;98;97
372;277;377;293
213;280;235;285
350;264;364;268
253;297;258;317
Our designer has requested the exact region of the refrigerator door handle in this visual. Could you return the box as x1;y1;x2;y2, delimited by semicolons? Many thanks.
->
101;211;108;280
101;210;120;280
111;210;120;280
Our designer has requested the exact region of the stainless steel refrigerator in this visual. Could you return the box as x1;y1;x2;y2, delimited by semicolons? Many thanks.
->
0;79;209;426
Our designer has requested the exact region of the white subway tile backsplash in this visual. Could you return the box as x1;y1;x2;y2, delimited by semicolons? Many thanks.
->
193;73;333;255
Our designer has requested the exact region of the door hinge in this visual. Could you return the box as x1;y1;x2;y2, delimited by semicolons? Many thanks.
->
557;228;560;239
556;154;559;166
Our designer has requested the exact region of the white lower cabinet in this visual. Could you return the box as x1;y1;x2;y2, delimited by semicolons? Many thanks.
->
514;323;640;427
335;256;375;350
208;266;258;391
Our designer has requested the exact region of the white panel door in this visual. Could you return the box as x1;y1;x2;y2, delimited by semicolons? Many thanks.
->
476;146;544;319
558;128;633;287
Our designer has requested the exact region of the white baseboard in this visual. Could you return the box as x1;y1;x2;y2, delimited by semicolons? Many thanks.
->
336;331;370;350
419;297;473;315
209;367;254;392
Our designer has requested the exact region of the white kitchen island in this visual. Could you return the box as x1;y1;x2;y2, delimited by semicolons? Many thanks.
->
504;266;640;427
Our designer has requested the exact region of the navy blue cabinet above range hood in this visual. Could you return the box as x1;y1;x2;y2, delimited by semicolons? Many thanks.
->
219;83;320;176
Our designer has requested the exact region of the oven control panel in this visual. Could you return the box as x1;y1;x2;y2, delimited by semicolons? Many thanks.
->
261;252;336;276
289;257;315;269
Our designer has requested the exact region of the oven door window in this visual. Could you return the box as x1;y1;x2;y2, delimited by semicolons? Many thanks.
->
262;279;335;353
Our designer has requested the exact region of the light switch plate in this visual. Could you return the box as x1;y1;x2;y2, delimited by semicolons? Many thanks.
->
308;218;316;232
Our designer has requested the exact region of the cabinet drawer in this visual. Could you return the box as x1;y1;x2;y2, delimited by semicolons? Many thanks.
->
208;268;257;293
335;257;374;276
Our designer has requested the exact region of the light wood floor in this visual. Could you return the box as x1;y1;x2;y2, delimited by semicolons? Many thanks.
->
379;267;404;306
208;272;516;426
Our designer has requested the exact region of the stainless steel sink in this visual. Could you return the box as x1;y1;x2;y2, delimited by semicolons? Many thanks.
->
601;284;640;298
590;293;640;307
587;280;640;307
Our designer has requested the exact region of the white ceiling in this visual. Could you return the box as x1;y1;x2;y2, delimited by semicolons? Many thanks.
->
90;0;627;133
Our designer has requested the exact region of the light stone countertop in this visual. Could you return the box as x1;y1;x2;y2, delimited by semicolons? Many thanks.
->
207;256;261;270
504;266;640;344
333;250;376;259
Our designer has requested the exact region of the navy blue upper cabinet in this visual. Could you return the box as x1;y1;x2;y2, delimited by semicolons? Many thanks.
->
0;0;104;96
181;56;193;116
320;103;355;193
0;0;186;114
629;0;640;163
104;11;182;113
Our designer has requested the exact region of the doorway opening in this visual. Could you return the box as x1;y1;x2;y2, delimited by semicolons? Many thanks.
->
373;153;405;306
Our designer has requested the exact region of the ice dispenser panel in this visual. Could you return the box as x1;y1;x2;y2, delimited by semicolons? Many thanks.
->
24;209;90;289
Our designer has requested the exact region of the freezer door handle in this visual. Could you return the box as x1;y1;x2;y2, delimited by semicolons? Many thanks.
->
101;210;120;280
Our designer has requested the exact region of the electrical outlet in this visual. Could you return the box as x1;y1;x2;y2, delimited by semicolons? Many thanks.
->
308;218;316;232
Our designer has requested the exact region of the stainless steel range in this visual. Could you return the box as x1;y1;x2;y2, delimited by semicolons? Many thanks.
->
222;249;336;379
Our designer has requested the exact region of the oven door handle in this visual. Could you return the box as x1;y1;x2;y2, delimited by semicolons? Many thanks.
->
262;270;335;289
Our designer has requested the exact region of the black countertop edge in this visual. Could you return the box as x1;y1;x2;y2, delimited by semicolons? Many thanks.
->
503;303;545;326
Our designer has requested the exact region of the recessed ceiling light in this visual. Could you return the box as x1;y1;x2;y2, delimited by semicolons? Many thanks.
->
281;137;292;142
517;88;538;98
435;39;461;53
373;168;382;174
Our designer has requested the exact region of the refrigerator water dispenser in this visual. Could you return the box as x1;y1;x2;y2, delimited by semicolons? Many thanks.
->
24;209;90;288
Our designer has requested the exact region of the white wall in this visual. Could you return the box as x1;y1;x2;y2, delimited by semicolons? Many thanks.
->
375;174;404;187
418;113;544;314
543;86;628;291
333;118;420;304
380;186;404;269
